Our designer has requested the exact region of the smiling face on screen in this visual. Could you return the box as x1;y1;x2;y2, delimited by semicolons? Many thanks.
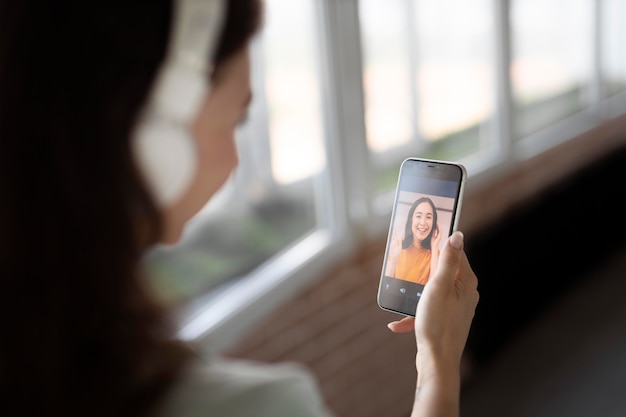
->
411;201;434;245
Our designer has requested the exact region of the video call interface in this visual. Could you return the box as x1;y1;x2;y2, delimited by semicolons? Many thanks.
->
379;171;461;312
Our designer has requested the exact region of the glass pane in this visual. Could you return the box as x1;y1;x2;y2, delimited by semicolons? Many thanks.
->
360;0;496;194
413;0;495;153
602;0;626;96
263;0;326;183
146;0;324;307
511;0;593;138
360;0;415;154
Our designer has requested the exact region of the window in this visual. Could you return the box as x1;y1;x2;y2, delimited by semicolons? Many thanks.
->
141;0;626;349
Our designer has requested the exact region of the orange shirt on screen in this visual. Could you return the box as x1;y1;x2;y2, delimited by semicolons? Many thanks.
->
394;245;438;285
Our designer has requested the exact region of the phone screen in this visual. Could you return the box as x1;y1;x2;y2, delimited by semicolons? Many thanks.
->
377;158;466;317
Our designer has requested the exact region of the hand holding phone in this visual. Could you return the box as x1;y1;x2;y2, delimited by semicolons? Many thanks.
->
377;157;467;317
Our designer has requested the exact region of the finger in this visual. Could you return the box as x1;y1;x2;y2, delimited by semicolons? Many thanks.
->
387;316;415;333
429;231;464;286
457;249;478;290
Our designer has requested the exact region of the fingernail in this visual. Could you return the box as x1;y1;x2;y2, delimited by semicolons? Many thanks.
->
449;231;464;250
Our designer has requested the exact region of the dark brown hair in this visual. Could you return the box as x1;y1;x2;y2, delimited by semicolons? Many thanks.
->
0;1;262;416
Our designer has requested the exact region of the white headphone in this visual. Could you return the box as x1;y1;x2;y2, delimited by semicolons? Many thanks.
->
132;0;226;207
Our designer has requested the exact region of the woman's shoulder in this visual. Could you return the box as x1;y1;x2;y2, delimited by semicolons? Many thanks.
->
157;354;334;417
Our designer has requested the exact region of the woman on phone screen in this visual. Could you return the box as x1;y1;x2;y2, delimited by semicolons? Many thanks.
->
387;197;442;284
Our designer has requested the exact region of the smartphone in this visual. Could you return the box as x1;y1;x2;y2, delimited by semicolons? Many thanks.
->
377;157;467;317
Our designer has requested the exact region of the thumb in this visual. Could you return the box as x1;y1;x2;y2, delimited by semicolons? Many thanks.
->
430;231;464;284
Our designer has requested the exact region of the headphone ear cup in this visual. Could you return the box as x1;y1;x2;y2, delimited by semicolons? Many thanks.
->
129;0;226;209
132;118;197;208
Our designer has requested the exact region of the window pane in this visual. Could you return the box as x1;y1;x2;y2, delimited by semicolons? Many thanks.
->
511;0;593;138
360;0;415;154
146;0;325;306
263;0;326;183
602;0;626;96
413;0;495;150
360;0;496;194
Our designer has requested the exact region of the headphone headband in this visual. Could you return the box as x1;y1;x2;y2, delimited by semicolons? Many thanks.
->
132;0;227;207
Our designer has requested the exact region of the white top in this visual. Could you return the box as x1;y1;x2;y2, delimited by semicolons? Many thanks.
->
157;355;335;417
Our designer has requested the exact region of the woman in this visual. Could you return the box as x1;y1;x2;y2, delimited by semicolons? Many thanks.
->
387;197;442;284
0;1;478;416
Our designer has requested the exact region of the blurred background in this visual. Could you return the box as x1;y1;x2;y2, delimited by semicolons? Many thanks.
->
146;1;626;416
